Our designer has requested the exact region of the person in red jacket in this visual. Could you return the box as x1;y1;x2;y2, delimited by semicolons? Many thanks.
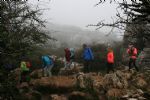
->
127;44;139;71
107;48;114;73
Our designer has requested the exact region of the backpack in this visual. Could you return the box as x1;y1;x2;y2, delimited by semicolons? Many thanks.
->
70;48;75;59
26;61;31;68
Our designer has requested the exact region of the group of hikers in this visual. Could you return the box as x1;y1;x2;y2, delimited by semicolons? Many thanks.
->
19;43;144;83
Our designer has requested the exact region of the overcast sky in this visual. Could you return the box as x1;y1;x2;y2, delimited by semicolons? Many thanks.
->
29;0;121;32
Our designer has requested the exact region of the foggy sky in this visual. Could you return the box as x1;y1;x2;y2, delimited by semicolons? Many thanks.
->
28;0;120;32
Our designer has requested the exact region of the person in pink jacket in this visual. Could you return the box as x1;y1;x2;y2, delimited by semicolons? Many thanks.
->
127;44;139;71
107;48;114;73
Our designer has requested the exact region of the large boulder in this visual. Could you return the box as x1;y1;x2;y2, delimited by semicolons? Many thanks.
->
29;76;76;93
30;69;43;79
102;71;128;89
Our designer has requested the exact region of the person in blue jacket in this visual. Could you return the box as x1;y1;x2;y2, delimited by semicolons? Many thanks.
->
82;44;94;73
42;55;54;77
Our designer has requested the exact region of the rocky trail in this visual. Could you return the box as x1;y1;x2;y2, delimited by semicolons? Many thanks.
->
11;64;150;100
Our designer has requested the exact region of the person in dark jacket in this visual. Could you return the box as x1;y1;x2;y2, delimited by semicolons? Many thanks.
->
82;44;94;73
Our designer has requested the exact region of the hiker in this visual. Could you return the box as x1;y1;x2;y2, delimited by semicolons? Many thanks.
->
127;44;139;71
70;48;75;68
137;50;145;71
82;44;94;73
20;58;31;83
42;55;54;77
106;47;115;73
64;48;71;69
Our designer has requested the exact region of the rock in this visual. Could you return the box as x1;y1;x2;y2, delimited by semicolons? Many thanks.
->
50;94;67;100
30;76;76;93
138;96;147;100
124;72;132;80
136;89;144;94
76;72;85;88
122;94;129;98
30;69;43;79
136;78;147;87
132;94;140;98
103;71;128;89
18;82;29;89
59;66;83;75
69;91;92;100
128;98;138;100
106;88;126;97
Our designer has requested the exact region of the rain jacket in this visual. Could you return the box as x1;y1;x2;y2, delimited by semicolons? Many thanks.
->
42;55;53;67
107;51;114;63
83;47;94;61
127;47;137;59
65;48;71;62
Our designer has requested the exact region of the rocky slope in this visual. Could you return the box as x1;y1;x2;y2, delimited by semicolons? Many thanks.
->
14;66;150;100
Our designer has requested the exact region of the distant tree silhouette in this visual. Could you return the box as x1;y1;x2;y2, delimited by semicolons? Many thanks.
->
92;0;150;48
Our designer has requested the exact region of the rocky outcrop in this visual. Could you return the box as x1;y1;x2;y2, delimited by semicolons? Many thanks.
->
14;66;150;100
29;76;76;93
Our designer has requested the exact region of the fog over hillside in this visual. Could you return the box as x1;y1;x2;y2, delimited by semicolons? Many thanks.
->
46;23;122;49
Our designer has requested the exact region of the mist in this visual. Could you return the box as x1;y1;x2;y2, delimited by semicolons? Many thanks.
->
27;0;124;48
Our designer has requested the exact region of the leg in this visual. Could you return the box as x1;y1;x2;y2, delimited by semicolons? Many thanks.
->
66;61;70;69
87;61;91;73
128;58;132;70
44;67;47;77
110;63;114;73
84;60;88;73
48;65;54;76
64;60;67;69
133;59;139;71
107;63;111;73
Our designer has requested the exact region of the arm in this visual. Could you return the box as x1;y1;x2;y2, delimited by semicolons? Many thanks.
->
127;48;130;54
133;48;137;55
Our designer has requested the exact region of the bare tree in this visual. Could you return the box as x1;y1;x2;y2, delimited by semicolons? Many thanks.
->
89;0;150;49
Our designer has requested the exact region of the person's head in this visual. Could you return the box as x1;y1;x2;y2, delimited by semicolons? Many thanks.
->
83;44;87;49
108;47;113;52
128;43;134;48
64;48;69;51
